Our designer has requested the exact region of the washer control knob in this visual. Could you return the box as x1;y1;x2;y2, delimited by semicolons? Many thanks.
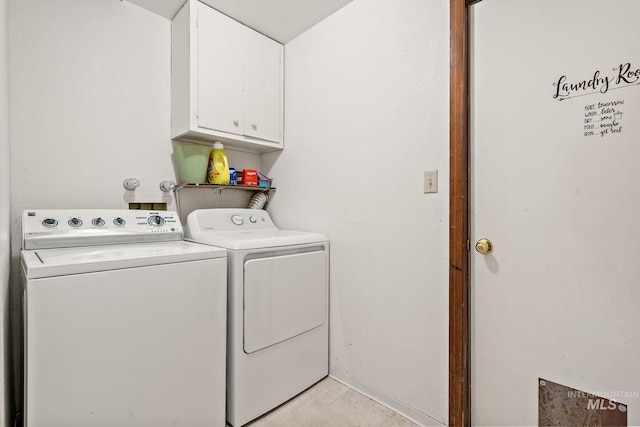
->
42;218;58;228
91;218;106;227
148;215;165;227
68;218;83;228
113;217;126;227
249;216;257;223
231;215;244;225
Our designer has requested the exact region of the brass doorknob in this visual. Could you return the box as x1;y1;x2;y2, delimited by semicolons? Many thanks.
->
475;238;493;254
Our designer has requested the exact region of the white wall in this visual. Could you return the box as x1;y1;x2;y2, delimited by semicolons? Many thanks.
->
262;0;450;424
9;0;174;214
8;0;173;418
0;0;10;424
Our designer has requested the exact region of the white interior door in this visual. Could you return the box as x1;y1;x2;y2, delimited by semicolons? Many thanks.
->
471;1;640;425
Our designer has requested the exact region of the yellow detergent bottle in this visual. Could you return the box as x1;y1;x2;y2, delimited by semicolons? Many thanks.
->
207;141;230;184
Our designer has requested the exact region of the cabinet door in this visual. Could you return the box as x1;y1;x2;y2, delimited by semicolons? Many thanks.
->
243;29;282;143
197;3;244;135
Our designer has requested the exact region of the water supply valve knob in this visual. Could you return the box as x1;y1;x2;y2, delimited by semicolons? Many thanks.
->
123;178;140;191
159;180;176;192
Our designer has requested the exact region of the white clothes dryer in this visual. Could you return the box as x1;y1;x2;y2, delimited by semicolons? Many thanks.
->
185;208;329;427
21;209;227;427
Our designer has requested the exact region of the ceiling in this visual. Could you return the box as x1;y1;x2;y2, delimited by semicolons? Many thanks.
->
126;0;354;44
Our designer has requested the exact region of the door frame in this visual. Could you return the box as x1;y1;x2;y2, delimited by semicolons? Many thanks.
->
449;0;477;425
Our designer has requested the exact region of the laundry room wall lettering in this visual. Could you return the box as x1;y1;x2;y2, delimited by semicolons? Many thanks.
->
553;62;640;101
551;61;638;139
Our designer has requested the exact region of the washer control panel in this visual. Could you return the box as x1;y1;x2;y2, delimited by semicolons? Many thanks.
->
22;209;183;250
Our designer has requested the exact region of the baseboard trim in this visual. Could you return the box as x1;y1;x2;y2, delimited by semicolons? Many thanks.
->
328;368;445;427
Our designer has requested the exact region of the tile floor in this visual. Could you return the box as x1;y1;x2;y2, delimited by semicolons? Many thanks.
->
230;377;420;427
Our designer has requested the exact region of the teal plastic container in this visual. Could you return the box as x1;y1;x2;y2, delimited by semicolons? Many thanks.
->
172;142;210;184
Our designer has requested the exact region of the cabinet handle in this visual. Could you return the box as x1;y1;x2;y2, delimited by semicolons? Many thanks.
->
233;120;239;127
252;123;257;130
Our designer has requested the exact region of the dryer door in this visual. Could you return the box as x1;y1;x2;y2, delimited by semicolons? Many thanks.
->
243;250;327;354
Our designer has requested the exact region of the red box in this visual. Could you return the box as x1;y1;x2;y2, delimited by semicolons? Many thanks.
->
242;169;258;186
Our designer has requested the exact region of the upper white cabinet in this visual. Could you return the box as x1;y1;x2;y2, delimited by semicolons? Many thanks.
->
171;0;284;152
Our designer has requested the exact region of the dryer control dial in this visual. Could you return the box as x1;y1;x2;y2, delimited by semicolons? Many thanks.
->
231;215;244;225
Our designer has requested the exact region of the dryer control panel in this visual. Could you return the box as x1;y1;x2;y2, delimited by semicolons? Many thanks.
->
22;209;183;250
186;209;276;233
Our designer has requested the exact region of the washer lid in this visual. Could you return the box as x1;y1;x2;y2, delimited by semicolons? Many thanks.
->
22;241;227;279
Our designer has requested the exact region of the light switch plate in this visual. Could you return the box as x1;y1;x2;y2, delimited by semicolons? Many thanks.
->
424;170;438;194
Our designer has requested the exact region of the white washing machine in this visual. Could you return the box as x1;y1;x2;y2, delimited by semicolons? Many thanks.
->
185;208;329;427
21;209;227;427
